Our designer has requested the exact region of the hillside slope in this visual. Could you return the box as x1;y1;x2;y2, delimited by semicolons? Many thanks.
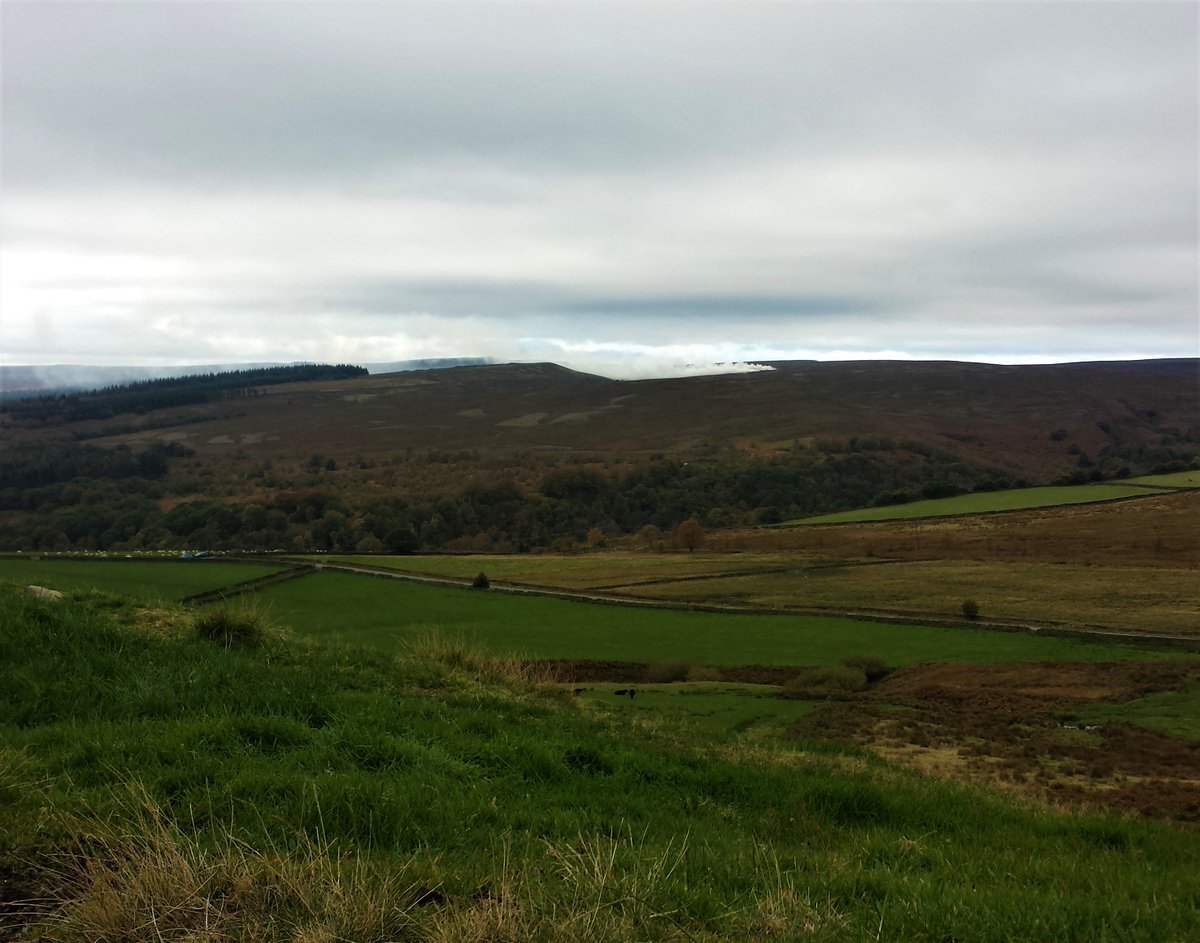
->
10;358;1193;477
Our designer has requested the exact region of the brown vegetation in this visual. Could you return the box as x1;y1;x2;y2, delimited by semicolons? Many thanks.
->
790;660;1200;822
715;489;1200;569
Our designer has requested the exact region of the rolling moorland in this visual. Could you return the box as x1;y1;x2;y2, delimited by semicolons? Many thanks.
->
2;358;1198;555
2;358;1199;939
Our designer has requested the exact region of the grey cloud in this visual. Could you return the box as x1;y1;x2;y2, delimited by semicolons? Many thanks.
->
5;2;1193;191
561;295;883;319
1;1;1195;372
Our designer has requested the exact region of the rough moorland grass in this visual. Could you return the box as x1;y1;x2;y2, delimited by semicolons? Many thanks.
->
781;483;1171;525
0;558;283;603
616;560;1200;635
252;571;1165;667
4;587;1200;941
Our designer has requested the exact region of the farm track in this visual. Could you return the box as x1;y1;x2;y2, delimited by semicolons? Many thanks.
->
226;557;1200;652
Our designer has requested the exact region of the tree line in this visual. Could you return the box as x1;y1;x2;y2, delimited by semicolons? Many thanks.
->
0;364;367;428
0;440;1013;553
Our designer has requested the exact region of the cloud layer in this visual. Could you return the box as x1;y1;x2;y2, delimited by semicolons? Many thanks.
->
2;1;1196;376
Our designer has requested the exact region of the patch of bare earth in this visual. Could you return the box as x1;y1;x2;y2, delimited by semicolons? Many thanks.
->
791;660;1200;823
0;856;60;940
535;660;806;685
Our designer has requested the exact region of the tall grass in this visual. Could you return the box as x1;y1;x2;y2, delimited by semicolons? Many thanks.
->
404;626;564;690
44;786;423;943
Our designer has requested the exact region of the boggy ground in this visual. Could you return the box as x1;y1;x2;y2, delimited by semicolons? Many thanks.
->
791;660;1200;824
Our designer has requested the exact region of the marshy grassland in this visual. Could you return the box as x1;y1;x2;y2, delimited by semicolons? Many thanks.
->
3;584;1200;942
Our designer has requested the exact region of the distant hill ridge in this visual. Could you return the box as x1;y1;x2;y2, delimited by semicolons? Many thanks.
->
0;357;495;394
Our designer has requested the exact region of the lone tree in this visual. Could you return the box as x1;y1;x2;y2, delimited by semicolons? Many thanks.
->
637;523;661;550
675;518;704;553
472;571;490;590
961;599;980;620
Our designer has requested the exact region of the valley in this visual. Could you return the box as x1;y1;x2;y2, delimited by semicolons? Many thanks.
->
2;358;1198;941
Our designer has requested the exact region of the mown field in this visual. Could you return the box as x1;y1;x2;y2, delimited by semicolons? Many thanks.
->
780;482;1175;526
3;585;1200;941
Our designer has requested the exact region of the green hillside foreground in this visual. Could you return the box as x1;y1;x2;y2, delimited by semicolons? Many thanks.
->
782;482;1173;526
3;587;1199;942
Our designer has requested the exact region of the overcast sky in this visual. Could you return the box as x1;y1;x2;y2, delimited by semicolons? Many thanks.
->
2;1;1196;378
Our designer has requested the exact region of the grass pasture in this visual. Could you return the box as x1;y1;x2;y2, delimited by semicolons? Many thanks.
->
0;557;283;603
781;483;1172;526
1079;682;1200;740
250;570;1158;667
1124;469;1200;488
305;552;1199;638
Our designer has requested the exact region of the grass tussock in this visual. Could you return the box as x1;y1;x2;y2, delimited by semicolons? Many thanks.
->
404;627;563;690
43;789;421;943
192;601;274;650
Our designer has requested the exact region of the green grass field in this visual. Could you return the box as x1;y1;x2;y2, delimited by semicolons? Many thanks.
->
582;683;818;739
0;558;284;603
250;571;1158;667
4;586;1200;941
1124;470;1200;488
781;483;1171;526
1079;682;1200;740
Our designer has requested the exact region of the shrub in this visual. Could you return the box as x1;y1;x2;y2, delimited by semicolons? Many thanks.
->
782;666;867;698
839;656;891;683
193;602;269;650
961;599;980;620
645;659;693;683
471;571;490;590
